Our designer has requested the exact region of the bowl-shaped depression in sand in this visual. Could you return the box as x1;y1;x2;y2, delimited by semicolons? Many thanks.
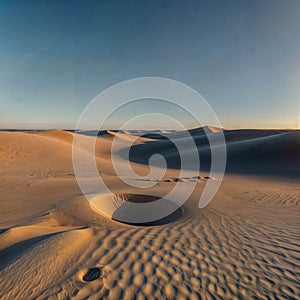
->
90;193;182;225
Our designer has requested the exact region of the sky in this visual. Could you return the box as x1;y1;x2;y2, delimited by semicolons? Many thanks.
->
0;0;299;130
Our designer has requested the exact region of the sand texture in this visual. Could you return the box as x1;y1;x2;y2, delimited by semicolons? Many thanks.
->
0;129;299;299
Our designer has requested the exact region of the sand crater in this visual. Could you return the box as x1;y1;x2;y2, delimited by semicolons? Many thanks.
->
90;193;182;226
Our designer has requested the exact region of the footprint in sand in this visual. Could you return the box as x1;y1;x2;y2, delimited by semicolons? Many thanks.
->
159;175;214;183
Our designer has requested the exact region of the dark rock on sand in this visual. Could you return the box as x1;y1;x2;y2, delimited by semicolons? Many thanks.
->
83;268;100;282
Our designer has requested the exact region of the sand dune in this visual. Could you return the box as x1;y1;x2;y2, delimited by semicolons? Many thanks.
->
127;130;300;176
0;129;299;299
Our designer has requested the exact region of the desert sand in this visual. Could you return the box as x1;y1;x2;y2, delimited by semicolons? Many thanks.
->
0;128;299;299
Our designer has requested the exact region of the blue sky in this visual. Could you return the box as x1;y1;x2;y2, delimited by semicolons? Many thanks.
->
0;0;299;129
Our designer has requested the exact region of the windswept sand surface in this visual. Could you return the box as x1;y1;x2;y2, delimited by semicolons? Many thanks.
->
0;129;299;299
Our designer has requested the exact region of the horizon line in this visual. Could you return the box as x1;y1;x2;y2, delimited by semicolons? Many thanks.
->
0;126;299;132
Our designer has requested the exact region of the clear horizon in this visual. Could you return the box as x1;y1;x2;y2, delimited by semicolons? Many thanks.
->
1;0;300;130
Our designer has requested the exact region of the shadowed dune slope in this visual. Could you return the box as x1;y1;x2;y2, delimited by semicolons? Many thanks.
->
128;130;300;177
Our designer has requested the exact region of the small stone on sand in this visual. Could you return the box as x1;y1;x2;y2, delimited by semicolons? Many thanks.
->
83;268;100;282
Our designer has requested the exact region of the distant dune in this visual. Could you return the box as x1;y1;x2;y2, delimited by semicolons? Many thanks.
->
0;128;299;299
127;128;300;177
